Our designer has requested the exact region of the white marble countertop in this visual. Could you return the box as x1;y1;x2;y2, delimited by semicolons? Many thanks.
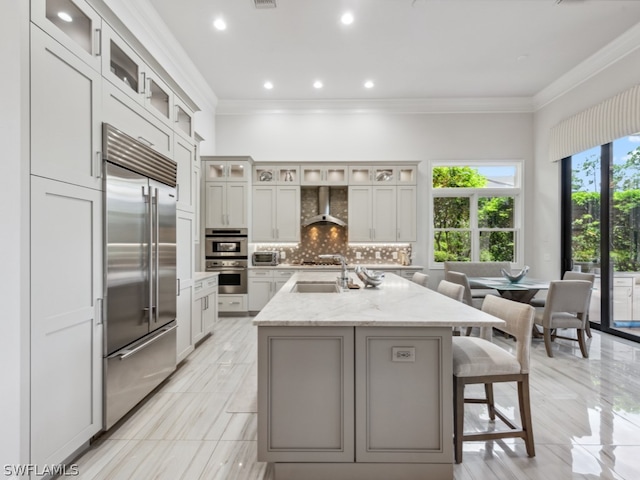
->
193;271;219;282
253;271;504;328
249;263;423;270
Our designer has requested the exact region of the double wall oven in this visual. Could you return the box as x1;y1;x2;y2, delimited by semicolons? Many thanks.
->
205;228;248;294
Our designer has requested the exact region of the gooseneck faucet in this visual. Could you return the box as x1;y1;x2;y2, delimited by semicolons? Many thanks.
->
319;254;349;289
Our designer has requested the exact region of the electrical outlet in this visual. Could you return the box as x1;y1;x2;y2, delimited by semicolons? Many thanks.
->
355;251;362;259
280;251;286;260
392;252;398;260
375;251;381;259
392;347;416;362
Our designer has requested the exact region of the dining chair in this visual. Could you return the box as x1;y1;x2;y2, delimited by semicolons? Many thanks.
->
530;271;596;338
534;279;593;358
452;294;536;463
437;279;464;302
445;271;484;336
411;272;429;288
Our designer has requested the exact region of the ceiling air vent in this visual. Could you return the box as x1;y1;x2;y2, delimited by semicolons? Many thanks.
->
254;0;276;8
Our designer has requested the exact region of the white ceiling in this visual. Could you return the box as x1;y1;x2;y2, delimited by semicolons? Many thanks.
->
146;0;640;102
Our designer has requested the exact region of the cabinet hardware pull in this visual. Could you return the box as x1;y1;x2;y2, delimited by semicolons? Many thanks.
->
137;136;154;147
117;324;177;360
140;72;146;96
94;28;102;56
230;301;241;305
94;151;102;178
177;278;181;294
96;298;103;326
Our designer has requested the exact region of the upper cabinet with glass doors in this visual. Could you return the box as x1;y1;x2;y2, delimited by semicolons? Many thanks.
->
174;96;193;139
31;0;102;72
203;158;251;182
253;165;300;185
349;165;417;185
300;165;347;185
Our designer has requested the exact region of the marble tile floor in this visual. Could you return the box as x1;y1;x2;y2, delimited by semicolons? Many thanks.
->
72;317;640;480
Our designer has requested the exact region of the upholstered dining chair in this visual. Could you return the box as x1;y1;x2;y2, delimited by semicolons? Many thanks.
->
411;272;429;288
452;295;536;463
445;271;483;336
437;279;464;302
534;279;593;358
530;271;596;337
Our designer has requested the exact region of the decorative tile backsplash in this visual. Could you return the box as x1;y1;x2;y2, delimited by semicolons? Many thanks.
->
253;186;412;265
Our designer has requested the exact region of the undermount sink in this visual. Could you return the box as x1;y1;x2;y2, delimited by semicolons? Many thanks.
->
290;281;341;293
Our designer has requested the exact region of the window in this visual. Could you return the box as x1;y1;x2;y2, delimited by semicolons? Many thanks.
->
430;163;522;266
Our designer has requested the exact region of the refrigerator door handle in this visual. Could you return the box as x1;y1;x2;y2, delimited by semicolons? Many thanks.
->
145;184;154;325
153;187;160;324
115;324;177;360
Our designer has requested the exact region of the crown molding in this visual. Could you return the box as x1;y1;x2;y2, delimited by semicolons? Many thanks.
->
100;0;218;113
533;22;640;110
216;97;535;115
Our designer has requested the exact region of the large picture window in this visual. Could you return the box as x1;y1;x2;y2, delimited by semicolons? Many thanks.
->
431;163;522;266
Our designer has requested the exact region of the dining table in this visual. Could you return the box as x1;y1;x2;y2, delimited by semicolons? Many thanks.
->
468;276;550;304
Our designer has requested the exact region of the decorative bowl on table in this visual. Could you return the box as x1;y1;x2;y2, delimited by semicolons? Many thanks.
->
354;266;385;287
501;265;529;283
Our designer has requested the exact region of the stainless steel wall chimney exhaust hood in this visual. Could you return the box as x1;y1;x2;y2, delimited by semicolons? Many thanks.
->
301;186;347;227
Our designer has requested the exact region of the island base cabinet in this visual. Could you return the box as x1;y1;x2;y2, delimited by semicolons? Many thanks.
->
355;327;453;464
258;326;454;480
258;327;355;463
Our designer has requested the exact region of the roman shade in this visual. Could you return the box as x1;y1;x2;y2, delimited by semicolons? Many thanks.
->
549;84;640;162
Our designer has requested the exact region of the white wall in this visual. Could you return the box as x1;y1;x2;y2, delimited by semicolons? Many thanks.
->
0;0;30;468
216;111;534;274
532;48;640;280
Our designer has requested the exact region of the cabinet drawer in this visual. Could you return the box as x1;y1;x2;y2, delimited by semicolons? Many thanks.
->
614;277;633;287
103;82;173;158
205;277;218;289
218;294;247;312
249;269;274;278
274;271;294;279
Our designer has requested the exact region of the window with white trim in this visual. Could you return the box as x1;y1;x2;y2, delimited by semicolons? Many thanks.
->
430;163;522;266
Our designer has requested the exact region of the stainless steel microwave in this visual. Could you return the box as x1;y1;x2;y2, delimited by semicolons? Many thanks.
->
252;251;280;266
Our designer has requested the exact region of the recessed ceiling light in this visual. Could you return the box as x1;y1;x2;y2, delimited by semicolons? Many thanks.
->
264;81;274;90
57;11;73;22
313;80;323;89
364;80;375;89
213;17;227;31
341;12;354;25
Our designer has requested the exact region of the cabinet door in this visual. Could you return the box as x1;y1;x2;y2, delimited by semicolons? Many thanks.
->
226;183;249;228
203;292;218;335
273;271;294;294
257;326;355;462
177;285;194;363
31;27;102;190
31;177;103;467
31;0;102;72
249;274;274;312
174;95;194;139
177;212;194;288
174;136;196;213
205;183;226;228
397;165;418;185
102;23;145;105
254;166;278;184
253;186;277;241
349;166;373;185
348;186;373;241
145;73;173;126
397;185;417;242
192;295;205;344
275;186;301;241
355;327;453;463
103;81;173;158
372;186;397;241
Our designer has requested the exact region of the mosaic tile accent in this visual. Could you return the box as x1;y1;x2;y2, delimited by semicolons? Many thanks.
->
254;186;412;265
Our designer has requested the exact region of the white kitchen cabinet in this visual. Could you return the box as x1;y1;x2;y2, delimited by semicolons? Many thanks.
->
31;0;102;72
174;135;196;213
174;95;194;139
145;72;173;127
249;269;294;312
218;294;248;313
177;212;194;290
203;158;251;182
254;165;300;185
30;176;103;468
396;185;417;242
193;275;218;344
31;26;102;190
349;165;418;185
300;164;348;185
252;186;300;242
348;186;397;242
103;80;173;158
205;182;249;228
101;23;146;105
177;284;194;363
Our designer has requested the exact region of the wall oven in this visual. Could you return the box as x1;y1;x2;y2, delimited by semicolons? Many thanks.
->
205;228;248;294
204;228;248;258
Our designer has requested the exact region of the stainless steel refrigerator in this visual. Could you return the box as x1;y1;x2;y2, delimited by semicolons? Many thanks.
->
102;124;177;430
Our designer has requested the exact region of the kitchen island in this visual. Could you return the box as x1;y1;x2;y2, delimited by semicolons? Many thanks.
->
253;271;504;480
